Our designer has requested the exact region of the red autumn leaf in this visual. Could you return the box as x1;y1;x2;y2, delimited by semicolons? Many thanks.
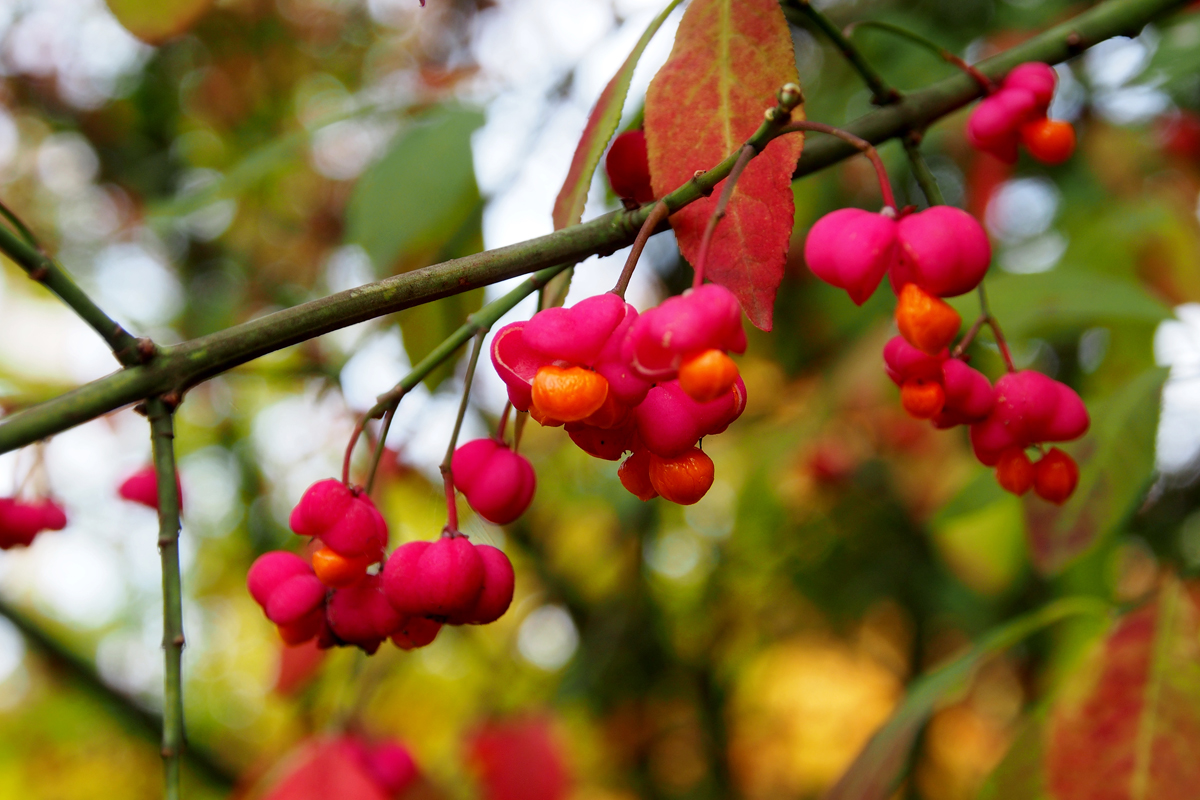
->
552;0;685;231
467;716;571;800
1046;578;1200;800
260;737;390;800
644;0;802;331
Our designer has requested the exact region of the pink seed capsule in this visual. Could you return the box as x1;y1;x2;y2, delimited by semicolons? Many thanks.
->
452;439;537;525
892;206;992;298
447;544;515;625
803;207;898;305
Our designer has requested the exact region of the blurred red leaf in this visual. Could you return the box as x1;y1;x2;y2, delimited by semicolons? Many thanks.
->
260;738;390;800
1046;578;1200;800
644;0;802;331
552;0;684;230
273;639;327;696
467;717;571;800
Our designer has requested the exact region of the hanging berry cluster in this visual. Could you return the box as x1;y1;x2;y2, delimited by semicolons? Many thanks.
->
248;479;516;654
491;283;746;507
803;62;1089;504
967;62;1076;165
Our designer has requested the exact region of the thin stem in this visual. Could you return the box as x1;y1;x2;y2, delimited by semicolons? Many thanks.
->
0;198;40;249
952;315;988;358
693;145;755;288
613;201;670;298
440;330;486;534
977;284;1016;372
778;121;896;209
342;418;365;486
497;402;512;444
0;214;146;367
146;396;185;800
784;0;899;105
846;21;998;93
901;134;946;206
364;406;397;495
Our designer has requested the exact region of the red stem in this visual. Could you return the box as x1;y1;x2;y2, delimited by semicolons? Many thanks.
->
778;121;896;210
342;418;366;486
612;201;670;298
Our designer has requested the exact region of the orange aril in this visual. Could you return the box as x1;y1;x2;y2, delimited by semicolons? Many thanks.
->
311;547;372;587
619;450;658;501
528;404;563;427
895;283;961;355
900;379;945;420
1020;119;1076;165
531;365;609;423
648;448;715;505
995;447;1034;495
1033;447;1079;504
678;348;740;402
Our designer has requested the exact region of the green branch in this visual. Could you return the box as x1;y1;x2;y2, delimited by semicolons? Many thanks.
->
0;597;235;787
0;0;1187;456
791;0;1187;176
0;220;146;367
147;397;185;800
782;0;898;105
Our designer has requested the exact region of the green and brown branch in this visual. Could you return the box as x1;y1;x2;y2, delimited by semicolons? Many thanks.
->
147;396;186;800
0;0;1188;456
0;218;147;367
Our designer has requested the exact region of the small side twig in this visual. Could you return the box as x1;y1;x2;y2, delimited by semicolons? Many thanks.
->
977;284;1016;372
845;21;998;94
901;133;946;207
439;330;486;535
0;204;145;368
784;0;900;105
692;145;756;288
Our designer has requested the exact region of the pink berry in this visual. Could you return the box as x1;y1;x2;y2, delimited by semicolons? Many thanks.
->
891;206;992;298
621;284;746;381
326;574;402;654
521;293;627;367
883;336;946;385
970;371;1090;465
289;479;388;560
363;741;419;796
382;537;485;620
966;90;1040;163
804;208;898;305
247;550;313;607
392;616;442;650
592;302;653;407
565;421;637;461
933;358;994;428
448;544;515;625
1002;62;1057;108
452;439;537;525
265;574;328;626
118;466;185;512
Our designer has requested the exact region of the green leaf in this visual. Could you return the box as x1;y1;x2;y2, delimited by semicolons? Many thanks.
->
977;715;1053;800
551;0;684;231
1023;368;1168;575
824;598;1107;800
345;108;485;276
949;272;1170;340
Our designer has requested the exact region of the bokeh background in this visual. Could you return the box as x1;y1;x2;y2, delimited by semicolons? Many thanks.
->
0;0;1199;797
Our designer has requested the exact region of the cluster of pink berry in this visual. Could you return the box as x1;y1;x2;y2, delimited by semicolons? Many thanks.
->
801;62;1089;503
489;285;746;507
884;337;1088;502
265;734;419;800
967;62;1076;165
247;479;514;653
0;496;66;549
